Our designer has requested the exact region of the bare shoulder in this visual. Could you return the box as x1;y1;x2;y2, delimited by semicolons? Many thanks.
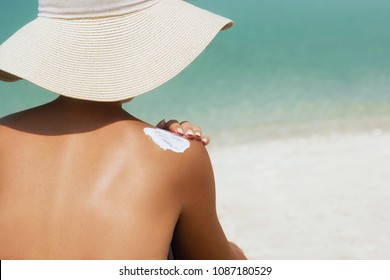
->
0;113;18;128
0;105;54;137
139;125;212;175
0;115;21;144
131;123;215;203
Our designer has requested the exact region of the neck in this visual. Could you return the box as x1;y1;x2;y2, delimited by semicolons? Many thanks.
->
39;96;133;134
50;95;132;122
53;96;123;112
1;96;135;136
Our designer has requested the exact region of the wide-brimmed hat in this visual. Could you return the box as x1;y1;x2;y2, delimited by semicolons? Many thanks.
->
0;0;232;101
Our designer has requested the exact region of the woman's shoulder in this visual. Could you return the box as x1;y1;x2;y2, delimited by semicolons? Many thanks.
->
124;121;213;188
130;121;211;171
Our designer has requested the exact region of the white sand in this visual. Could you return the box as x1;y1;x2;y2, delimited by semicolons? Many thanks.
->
209;131;390;259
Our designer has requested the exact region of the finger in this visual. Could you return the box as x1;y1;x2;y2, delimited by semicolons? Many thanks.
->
192;126;202;139
166;119;184;135
180;121;195;139
156;119;166;129
201;136;210;146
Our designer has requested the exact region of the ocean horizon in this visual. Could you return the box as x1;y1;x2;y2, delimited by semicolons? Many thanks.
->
1;0;390;144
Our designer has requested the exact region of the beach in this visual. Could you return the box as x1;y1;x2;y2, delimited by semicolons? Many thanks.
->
210;130;390;259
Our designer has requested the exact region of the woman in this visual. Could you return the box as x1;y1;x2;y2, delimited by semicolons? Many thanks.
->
0;0;246;259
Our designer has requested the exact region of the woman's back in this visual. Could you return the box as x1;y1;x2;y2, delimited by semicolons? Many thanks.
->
0;0;246;261
0;98;192;259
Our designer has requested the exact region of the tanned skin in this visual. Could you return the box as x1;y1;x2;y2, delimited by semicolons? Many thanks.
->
0;96;246;260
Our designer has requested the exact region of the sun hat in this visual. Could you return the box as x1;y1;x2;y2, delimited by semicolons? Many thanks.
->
0;0;232;101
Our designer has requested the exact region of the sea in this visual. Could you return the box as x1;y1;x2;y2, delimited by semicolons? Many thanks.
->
1;0;390;144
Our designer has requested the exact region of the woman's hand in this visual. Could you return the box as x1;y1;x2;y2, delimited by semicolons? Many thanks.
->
156;119;210;146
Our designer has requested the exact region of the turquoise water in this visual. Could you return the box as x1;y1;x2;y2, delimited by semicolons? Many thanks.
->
1;0;390;142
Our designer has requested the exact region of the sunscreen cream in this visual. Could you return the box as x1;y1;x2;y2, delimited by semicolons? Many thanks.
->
144;127;190;153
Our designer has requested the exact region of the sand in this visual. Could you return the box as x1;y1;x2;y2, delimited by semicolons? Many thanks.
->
209;130;390;259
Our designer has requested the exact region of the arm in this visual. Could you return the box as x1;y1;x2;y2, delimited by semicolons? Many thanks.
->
172;143;246;260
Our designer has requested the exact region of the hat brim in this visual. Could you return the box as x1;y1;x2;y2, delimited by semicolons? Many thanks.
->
0;0;232;101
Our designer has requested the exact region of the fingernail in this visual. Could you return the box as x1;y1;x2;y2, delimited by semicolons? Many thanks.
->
186;130;194;136
156;119;166;128
177;127;184;135
202;137;209;144
195;131;202;138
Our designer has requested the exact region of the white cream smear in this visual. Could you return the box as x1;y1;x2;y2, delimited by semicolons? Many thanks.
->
144;128;190;153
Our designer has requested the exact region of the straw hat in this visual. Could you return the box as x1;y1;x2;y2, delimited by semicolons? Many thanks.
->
0;0;232;101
